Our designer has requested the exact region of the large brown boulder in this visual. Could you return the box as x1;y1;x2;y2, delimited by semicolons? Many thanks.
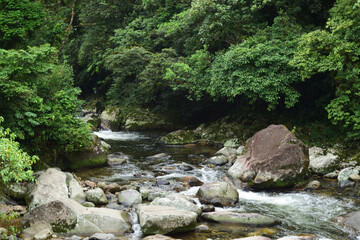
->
227;125;309;189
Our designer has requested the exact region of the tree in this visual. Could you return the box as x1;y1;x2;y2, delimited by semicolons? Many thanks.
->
0;0;45;48
0;44;91;154
291;0;360;139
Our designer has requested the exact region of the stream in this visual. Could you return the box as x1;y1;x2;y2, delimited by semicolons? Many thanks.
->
77;130;360;240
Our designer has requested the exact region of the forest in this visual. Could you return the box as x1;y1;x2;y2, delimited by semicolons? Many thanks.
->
1;0;360;236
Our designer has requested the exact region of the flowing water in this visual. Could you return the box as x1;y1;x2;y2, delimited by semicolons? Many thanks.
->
77;130;360;240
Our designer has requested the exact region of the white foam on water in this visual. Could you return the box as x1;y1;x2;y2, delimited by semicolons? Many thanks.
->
93;130;148;141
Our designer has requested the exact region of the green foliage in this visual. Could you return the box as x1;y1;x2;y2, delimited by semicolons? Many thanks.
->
105;46;178;107
167;15;303;110
0;117;37;185
0;0;45;48
292;0;360;139
0;45;91;154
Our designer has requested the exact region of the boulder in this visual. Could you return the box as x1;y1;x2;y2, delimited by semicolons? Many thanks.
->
337;211;360;235
100;107;121;131
309;147;339;175
201;211;280;227
161;130;198;145
196;182;239;207
150;193;202;216
117;189;142;206
338;167;360;181
67;174;86;203
227;125;309;189
27;168;69;210
86;188;108;205
67;135;108;170
23;168;131;238
137;205;197;235
147;153;170;160
105;183;121;193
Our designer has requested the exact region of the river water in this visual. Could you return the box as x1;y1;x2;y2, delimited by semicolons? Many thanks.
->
77;130;360;240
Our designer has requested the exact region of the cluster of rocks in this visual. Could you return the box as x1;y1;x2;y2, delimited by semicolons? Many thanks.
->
2;123;360;240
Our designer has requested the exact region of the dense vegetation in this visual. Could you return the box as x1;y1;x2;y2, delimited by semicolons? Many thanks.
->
0;0;360;184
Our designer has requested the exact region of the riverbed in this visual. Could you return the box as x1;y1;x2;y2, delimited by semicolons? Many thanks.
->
76;130;359;240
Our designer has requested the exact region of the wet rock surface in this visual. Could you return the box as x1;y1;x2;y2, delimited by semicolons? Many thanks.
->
227;125;309;189
196;182;239;207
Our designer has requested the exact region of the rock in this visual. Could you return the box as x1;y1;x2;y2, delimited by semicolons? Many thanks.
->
100;107;121;131
13;205;26;213
276;235;318;240
323;171;338;178
0;227;8;236
156;179;170;186
178;176;203;187
148;191;171;201
97;182;107;190
350;174;360;181
107;153;129;166
339;180;354;189
309;149;339;175
338;167;360;181
67;174;86;203
89;233;117;240
22;200;78;233
207;155;228;166
304;180;320;190
233;237;272;240
201;212;280;227
195;224;210;232
215;147;237;158
8;183;28;201
337;211;360;235
106;183;121;193
201;205;215;212
67;135;108;170
142;234;181;240
161;130;198;145
65;235;82;240
86;188;108;205
22;168;131;238
148;153;170;159
33;229;52;240
227;125;309;189
196;182;239;207
117;190;142;206
308;146;325;160
139;187;151;200
236;146;245;155
82;202;95;208
101;141;111;151
224;138;242;148
27;168;69;210
137;205;197;235
85;180;96;189
150;193;202;216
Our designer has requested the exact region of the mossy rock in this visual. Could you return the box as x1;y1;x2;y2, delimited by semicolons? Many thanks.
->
162;130;199;145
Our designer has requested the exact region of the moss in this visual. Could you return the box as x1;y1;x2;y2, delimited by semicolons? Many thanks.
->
68;151;107;170
163;130;198;145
